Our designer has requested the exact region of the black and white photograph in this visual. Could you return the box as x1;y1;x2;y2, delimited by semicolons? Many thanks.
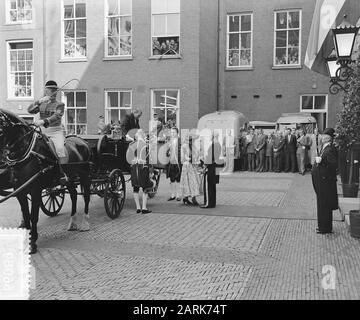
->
1;0;360;306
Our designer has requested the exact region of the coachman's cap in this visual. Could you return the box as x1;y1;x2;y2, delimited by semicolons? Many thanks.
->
323;127;335;138
45;80;58;89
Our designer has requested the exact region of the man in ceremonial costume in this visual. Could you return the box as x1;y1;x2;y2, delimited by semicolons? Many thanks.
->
311;128;339;234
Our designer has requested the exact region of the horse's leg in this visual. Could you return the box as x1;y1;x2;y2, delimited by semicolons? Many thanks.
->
29;190;41;254
78;176;91;232
17;194;31;230
67;182;78;231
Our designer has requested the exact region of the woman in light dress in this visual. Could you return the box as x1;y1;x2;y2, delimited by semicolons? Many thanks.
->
179;134;201;206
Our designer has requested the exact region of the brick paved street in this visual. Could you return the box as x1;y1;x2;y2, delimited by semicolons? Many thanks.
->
0;172;359;300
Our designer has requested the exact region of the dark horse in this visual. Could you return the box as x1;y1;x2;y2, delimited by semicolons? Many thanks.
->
0;109;91;254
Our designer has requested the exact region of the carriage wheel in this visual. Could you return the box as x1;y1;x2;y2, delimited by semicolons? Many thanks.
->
40;188;65;217
104;169;126;220
148;170;161;199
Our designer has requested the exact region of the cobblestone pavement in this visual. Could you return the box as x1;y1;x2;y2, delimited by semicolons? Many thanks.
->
0;172;359;300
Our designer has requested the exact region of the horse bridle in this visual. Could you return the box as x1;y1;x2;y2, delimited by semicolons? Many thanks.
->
0;111;46;167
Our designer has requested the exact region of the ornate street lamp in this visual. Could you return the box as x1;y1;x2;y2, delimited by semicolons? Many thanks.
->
326;49;352;94
326;15;359;94
332;15;359;62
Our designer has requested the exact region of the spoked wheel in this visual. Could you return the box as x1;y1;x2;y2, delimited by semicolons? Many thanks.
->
148;169;161;199
104;169;126;220
40;187;65;217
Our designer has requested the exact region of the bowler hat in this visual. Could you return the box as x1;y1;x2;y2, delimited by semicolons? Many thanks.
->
45;80;58;89
323;127;335;138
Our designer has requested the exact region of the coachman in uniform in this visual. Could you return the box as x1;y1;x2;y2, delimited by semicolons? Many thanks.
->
27;80;68;184
201;131;223;209
311;128;339;234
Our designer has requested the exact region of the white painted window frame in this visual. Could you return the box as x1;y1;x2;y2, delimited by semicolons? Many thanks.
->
226;12;253;68
5;0;33;25
104;0;133;58
273;9;302;67
6;40;34;100
61;0;87;60
151;88;180;128
62;90;88;135
151;0;181;57
104;89;133;124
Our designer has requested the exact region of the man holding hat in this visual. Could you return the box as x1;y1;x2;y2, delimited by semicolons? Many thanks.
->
28;80;68;184
311;128;339;234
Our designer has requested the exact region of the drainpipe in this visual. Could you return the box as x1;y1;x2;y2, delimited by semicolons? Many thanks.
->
216;0;220;112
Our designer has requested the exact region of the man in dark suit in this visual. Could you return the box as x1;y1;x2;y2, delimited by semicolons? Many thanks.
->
120;108;142;141
201;131;223;209
246;128;255;171
284;128;297;173
311;128;338;234
255;129;267;172
273;131;285;172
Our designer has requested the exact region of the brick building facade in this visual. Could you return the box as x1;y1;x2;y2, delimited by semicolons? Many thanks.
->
0;0;344;134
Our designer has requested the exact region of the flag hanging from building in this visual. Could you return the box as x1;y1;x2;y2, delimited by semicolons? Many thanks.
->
305;0;360;76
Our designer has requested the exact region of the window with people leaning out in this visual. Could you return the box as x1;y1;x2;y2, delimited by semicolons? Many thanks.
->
274;10;301;66
8;41;33;99
63;91;88;135
227;13;252;68
63;0;87;59
106;0;132;57
152;0;180;56
7;0;32;24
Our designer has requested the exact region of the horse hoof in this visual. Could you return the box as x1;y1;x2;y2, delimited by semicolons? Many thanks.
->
78;224;90;232
67;216;78;231
30;244;37;255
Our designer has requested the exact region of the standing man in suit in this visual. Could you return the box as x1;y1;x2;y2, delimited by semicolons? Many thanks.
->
284;128;297;172
255;129;267;172
201;131;223;209
246;128;255;171
120;108;142;141
265;132;274;172
296;129;310;175
273;131;285;172
311;128;338;234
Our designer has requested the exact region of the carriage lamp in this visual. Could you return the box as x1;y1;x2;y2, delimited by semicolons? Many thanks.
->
326;15;359;94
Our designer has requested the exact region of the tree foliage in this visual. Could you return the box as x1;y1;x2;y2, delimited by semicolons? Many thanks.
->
335;55;360;149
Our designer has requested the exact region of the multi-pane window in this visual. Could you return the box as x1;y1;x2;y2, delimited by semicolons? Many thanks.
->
105;90;132;124
227;13;252;67
7;0;32;24
62;0;87;59
151;89;180;128
301;95;327;112
63;91;87;135
105;0;132;57
8;41;33;99
274;10;301;66
300;95;328;132
151;0;180;56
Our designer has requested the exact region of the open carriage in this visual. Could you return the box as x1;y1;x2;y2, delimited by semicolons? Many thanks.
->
39;135;164;220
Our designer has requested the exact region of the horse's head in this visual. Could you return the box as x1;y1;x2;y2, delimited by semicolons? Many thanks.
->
0;109;32;158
